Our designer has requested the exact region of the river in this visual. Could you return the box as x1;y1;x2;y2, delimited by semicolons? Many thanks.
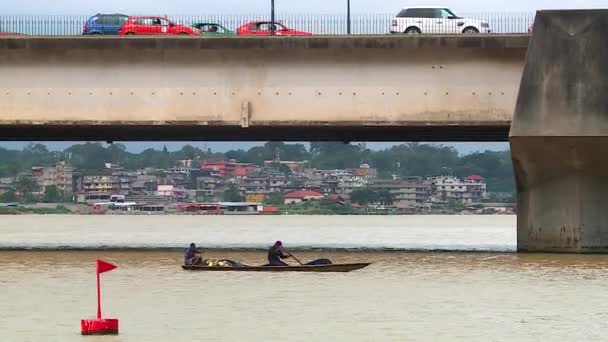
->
3;215;608;341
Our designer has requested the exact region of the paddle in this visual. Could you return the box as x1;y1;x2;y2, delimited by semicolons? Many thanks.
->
285;250;304;266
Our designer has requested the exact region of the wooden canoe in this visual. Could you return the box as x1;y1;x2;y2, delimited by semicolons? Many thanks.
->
182;263;371;273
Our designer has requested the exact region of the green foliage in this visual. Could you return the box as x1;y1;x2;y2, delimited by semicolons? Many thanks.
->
15;175;38;198
223;183;244;202
0;190;17;202
282;198;356;215
43;185;60;202
264;192;284;205
350;187;395;205
226;142;310;165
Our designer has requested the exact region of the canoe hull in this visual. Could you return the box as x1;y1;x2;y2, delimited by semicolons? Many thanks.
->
182;263;370;273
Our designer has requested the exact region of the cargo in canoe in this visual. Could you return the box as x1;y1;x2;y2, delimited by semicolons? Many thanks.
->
182;263;370;273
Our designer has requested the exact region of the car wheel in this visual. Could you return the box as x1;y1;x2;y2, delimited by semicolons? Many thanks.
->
463;27;479;34
125;32;135;35
178;32;189;35
404;27;421;35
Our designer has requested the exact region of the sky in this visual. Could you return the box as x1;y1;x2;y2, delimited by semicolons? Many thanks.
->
0;0;606;15
0;0;601;154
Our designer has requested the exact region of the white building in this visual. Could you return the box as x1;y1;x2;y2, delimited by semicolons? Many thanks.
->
427;175;488;204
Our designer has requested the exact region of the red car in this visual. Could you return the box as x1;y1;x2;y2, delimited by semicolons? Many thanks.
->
236;21;312;36
118;16;200;36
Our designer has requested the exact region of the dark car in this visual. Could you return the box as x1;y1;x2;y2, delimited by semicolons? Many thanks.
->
83;14;129;35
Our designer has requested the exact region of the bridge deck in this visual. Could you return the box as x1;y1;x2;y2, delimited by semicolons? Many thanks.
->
0;35;528;141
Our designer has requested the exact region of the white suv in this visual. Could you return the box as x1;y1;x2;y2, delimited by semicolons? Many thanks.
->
390;7;490;35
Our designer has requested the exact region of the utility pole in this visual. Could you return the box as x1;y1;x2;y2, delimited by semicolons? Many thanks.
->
271;0;276;36
347;0;351;34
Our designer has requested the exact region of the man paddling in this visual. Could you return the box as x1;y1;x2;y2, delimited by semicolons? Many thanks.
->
184;243;202;266
267;241;292;266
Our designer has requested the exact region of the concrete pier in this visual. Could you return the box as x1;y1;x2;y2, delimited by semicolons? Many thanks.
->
511;10;608;252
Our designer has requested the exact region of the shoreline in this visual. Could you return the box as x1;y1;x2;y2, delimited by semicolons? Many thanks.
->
0;246;516;253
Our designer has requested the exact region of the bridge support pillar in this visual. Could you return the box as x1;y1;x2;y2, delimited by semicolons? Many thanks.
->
511;10;608;252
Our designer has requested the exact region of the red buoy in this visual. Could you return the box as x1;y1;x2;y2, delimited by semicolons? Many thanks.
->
81;318;119;335
81;259;119;335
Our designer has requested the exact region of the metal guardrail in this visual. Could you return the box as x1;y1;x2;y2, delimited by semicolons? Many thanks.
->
0;13;535;36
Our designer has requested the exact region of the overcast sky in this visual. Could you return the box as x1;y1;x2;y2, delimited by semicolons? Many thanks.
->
1;0;606;15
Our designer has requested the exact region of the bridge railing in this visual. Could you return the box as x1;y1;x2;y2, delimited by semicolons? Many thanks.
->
0;13;535;36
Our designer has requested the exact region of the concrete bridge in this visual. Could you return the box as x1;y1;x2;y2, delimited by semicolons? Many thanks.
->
2;10;607;253
0;34;528;141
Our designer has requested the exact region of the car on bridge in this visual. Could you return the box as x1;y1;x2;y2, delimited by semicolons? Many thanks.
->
192;23;235;36
0;32;24;36
236;21;312;36
83;13;129;35
390;7;490;35
118;16;201;36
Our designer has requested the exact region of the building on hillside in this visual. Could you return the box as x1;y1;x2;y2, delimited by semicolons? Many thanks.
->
200;161;257;177
31;162;76;197
313;169;369;195
350;164;378;179
245;193;266;203
427;175;488;204
369;177;430;209
81;167;131;196
82;171;114;194
284;190;324;205
176;159;194;168
112;169;130;195
196;174;226;202
31;166;56;194
130;174;159;194
263;160;308;172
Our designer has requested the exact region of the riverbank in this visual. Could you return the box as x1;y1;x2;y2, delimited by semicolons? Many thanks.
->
0;202;516;215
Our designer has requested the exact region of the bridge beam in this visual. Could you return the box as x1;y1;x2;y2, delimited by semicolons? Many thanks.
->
0;35;526;141
511;10;608;252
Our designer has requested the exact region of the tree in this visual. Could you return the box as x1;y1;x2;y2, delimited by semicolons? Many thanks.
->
0;190;17;202
43;185;60;203
223;183;244;202
15;175;38;199
376;189;395;206
265;192;284;205
350;188;378;205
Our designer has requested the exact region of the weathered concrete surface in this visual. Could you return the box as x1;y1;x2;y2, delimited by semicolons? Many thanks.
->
510;10;608;252
0;35;527;141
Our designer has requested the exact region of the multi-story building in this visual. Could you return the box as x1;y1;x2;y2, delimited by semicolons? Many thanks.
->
31;166;56;194
200;161;257;177
196;174;226;201
369;177;430;209
55;162;75;197
81;167;131;196
31;162;75;197
82;171;114;194
312;169;369;195
427;175;488;204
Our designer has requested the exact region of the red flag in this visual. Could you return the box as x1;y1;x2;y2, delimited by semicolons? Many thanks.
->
97;259;117;275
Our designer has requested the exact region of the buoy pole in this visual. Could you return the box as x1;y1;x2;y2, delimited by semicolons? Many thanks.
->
81;259;119;335
96;271;101;319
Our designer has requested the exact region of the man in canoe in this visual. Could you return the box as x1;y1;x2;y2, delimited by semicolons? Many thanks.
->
184;243;203;266
267;241;291;266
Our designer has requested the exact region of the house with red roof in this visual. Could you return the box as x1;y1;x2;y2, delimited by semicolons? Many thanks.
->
284;190;324;205
465;174;484;182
